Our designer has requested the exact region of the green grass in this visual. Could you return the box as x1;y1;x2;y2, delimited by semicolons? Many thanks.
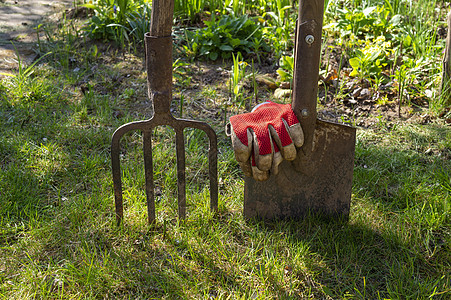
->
1;56;449;299
0;0;450;298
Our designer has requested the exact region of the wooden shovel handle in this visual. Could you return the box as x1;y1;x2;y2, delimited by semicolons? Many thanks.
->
292;0;325;142
150;0;174;37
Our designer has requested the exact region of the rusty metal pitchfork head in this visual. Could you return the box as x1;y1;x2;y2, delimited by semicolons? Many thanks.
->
111;5;218;224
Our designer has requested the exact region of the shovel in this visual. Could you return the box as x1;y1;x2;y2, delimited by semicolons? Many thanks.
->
111;0;218;224
244;0;356;219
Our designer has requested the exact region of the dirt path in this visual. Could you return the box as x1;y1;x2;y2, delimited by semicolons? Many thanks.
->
0;0;75;75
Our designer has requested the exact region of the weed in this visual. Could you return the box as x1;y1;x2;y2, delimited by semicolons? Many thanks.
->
1;49;58;105
348;36;391;83
1;47;51;84
183;14;269;60
174;0;207;24
126;1;152;44
230;53;246;97
277;54;294;85
82;0;144;45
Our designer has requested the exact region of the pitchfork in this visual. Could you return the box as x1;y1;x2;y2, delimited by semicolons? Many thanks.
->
111;0;218;225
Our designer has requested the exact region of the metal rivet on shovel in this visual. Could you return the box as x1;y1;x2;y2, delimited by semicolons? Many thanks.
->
111;0;218;225
244;0;356;220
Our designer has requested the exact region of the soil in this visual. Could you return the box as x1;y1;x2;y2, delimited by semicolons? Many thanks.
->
172;58;437;130
0;0;75;74
0;1;449;128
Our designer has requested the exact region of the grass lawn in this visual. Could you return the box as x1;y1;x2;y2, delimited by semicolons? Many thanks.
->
0;2;450;299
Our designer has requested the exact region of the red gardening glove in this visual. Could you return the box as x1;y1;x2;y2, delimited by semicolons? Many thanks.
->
226;101;304;181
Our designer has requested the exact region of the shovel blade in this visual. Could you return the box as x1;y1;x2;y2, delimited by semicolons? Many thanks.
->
244;120;356;220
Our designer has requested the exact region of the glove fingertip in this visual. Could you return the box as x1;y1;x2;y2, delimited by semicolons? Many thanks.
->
254;152;272;172
252;166;269;181
288;123;304;148
230;129;252;162
282;144;297;161
251;133;273;172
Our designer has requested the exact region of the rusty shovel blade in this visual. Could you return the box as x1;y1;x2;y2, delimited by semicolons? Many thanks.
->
244;120;356;220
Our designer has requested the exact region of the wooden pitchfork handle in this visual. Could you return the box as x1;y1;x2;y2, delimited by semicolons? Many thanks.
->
147;0;174;114
150;0;173;36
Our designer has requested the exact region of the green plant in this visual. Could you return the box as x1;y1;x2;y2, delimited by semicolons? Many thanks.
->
262;0;291;28
230;52;249;105
82;0;140;43
261;23;294;61
331;5;402;40
0;50;51;83
173;58;192;89
224;0;245;15
119;87;136;102
174;0;206;23
126;1;152;44
184;14;269;60
276;54;294;85
0;48;54;104
258;0;296;60
349;36;391;82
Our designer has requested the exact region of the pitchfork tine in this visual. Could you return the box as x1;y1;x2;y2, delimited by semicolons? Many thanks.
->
143;130;156;224
111;132;123;225
206;128;218;212
176;129;186;219
112;121;145;225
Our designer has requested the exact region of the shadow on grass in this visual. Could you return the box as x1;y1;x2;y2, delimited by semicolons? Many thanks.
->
354;125;451;211
247;128;451;298
0;98;112;239
252;218;408;298
1;82;449;298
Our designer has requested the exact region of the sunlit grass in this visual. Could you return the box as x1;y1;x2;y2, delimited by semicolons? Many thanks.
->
0;0;450;298
1;71;449;297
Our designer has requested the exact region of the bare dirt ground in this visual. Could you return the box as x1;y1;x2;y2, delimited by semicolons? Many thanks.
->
0;0;74;74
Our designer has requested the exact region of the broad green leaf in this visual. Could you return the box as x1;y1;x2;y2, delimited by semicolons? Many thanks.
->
403;35;412;47
220;45;233;51
277;70;290;81
230;38;241;47
209;52;218;61
350;69;359;77
349;57;361;69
